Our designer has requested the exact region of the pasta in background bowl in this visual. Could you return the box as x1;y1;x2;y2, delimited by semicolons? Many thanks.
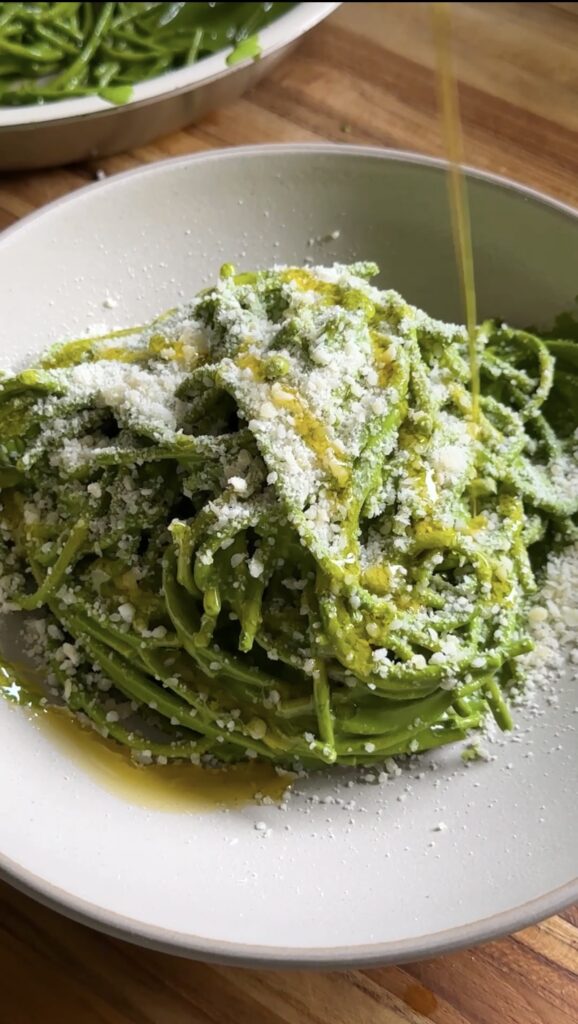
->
0;3;340;170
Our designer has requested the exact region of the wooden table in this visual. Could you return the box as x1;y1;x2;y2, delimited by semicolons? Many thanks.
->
1;4;577;1022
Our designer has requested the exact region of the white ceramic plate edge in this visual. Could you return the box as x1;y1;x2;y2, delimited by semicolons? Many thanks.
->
1;845;576;968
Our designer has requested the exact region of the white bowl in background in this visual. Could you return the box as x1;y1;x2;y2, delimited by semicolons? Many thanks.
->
0;4;340;171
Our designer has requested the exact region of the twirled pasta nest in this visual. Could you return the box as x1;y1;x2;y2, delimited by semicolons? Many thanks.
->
0;263;576;768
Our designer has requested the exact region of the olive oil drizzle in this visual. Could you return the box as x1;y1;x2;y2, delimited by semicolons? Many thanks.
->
0;661;290;812
431;1;480;434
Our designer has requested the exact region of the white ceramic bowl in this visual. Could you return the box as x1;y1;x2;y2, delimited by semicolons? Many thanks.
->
0;3;339;171
0;145;577;967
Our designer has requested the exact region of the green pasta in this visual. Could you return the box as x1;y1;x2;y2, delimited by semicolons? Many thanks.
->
0;2;295;107
0;262;577;770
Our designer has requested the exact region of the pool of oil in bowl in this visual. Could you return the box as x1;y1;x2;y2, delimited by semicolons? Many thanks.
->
0;667;290;812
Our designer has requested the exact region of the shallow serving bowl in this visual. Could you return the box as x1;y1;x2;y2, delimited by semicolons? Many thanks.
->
0;145;577;967
0;3;339;171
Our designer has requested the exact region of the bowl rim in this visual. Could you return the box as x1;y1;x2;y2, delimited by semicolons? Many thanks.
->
1;142;577;968
0;2;340;129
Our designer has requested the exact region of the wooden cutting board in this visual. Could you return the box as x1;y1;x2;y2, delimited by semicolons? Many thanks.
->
0;4;577;1022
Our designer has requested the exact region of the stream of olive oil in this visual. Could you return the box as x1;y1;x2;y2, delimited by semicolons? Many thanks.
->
431;1;480;434
0;663;289;811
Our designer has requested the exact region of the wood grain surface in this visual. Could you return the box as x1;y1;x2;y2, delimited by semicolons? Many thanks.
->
0;3;577;1022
